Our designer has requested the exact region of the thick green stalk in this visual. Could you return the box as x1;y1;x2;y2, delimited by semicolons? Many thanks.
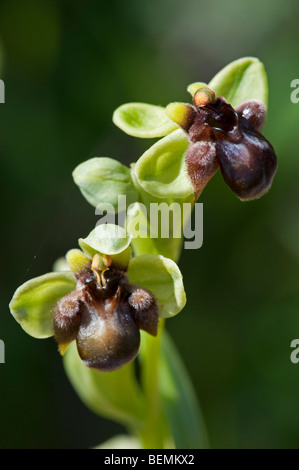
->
136;319;173;449
129;168;199;447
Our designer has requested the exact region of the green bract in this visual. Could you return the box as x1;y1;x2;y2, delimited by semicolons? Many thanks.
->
113;102;178;138
73;157;138;209
133;129;193;199
9;272;76;338
128;254;186;318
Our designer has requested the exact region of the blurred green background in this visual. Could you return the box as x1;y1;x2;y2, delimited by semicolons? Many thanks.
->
1;0;299;449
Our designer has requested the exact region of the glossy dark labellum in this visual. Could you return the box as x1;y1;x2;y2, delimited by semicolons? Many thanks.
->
166;93;277;200
214;102;277;200
53;263;158;371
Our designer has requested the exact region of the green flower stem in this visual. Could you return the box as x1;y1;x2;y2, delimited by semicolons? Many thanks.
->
128;169;197;447
127;190;196;447
137;318;171;449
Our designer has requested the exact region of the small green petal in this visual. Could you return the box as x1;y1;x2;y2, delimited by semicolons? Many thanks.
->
187;81;208;96
9;272;76;338
165;103;196;131
127;254;186;318
79;224;132;269
208;56;268;107
73;157;138;210
133;129;193;199
112;102;178;138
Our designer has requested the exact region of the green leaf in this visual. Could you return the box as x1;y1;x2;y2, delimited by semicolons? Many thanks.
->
133;129;193;199
113;102;178;138
79;224;132;269
63;342;147;429
127;254;186;318
9;272;76;338
73;157;138;210
158;332;209;449
208;56;268;107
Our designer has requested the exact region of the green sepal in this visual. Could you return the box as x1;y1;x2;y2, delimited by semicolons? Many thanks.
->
9;272;76;338
113;102;178;138
73;157;138;210
208;56;268;107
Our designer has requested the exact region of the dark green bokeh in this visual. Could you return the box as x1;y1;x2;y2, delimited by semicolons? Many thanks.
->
1;0;299;449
